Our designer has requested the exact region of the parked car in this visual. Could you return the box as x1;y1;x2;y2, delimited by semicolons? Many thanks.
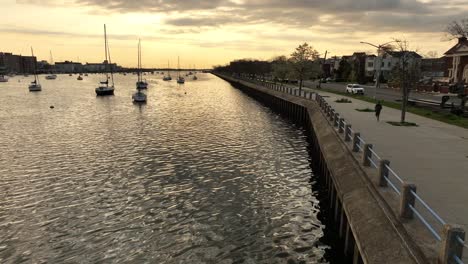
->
346;84;365;95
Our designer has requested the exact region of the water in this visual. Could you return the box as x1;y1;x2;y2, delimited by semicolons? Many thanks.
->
0;73;329;263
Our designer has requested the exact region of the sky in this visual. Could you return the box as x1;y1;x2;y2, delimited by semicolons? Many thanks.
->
1;0;467;68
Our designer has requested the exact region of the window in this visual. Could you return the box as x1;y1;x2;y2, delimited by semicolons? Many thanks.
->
388;62;391;67
381;62;385;67
367;62;374;67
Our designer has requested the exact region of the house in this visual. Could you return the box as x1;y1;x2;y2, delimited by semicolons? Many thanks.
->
444;37;468;83
365;51;422;81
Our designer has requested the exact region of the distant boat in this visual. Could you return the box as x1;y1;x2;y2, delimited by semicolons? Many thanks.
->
133;39;147;103
177;56;185;84
0;75;8;82
45;51;57;80
84;73;88;76
77;75;83;80
163;61;172;81
95;24;115;96
193;75;198;80
135;39;148;90
29;47;42;91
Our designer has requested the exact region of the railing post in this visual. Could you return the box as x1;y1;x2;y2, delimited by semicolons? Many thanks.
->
310;92;313;100
344;125;352;142
334;113;340;127
399;183;416;219
362;144;373;166
338;118;345;133
329;110;335;121
378;160;390;187
352;133;361;152
439;224;465;264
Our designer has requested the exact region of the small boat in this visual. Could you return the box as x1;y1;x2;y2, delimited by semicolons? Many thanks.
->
77;75;83;80
95;24;115;96
84;73;88;76
45;74;57;80
0;75;8;82
132;90;147;103
29;47;42;91
177;57;185;84
69;73;72;76
193;75;198;80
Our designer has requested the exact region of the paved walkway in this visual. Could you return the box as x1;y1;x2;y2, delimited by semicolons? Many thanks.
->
308;88;468;234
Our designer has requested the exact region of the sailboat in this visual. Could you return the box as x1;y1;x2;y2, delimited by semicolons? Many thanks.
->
77;75;83;80
133;39;147;103
135;39;148;90
163;61;172;81
177;56;185;84
29;47;42;91
95;24;115;96
45;51;57;80
193;64;198;80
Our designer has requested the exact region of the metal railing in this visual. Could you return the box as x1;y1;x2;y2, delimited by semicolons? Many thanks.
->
221;74;466;264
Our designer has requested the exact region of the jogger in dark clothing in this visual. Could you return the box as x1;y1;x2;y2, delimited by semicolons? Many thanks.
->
375;102;383;121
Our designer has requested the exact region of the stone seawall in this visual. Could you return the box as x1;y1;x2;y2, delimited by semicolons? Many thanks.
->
215;74;429;264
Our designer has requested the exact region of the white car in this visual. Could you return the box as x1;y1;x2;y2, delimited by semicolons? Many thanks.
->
346;84;365;95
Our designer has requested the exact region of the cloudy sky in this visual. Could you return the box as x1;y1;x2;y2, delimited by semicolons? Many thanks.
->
1;0;466;68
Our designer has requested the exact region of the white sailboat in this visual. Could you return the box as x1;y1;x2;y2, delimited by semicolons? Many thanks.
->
46;51;57;80
133;39;147;103
135;39;148;90
163;60;172;81
45;51;57;80
95;24;115;96
29;47;42;91
177;56;185;84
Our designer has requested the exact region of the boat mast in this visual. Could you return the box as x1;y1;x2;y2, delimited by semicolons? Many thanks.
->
104;24;109;87
105;25;114;87
138;39;141;83
178;56;180;79
31;47;39;84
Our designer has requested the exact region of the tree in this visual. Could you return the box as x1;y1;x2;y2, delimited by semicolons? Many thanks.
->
389;39;421;123
445;19;468;40
290;43;320;92
271;56;290;82
335;59;352;81
424;51;439;58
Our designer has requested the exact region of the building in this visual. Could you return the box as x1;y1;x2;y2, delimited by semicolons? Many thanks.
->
83;61;121;73
444;37;468;83
420;58;446;78
365;51;422;81
55;61;83;73
0;52;37;74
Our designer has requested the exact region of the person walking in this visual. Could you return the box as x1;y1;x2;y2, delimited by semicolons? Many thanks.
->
375;101;383;121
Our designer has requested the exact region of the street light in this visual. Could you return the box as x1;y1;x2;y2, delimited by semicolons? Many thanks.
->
317;51;329;89
360;41;395;99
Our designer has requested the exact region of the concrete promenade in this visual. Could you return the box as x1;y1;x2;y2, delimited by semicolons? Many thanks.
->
309;88;468;237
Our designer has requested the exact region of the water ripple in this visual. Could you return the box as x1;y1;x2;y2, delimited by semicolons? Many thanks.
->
0;73;328;263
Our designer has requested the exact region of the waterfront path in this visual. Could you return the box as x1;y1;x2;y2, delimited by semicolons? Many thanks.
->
309;88;468;235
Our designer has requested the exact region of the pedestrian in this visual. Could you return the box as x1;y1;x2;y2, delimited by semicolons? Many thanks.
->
375;101;383;121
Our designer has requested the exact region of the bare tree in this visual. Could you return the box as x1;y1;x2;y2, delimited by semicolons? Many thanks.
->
290;43;320;92
424;51;439;58
390;39;422;123
445;19;468;40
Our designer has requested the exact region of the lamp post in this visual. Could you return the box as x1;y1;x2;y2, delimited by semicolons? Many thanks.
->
360;41;395;99
318;50;329;89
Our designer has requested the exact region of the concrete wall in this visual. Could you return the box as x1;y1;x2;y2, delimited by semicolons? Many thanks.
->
215;73;433;264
